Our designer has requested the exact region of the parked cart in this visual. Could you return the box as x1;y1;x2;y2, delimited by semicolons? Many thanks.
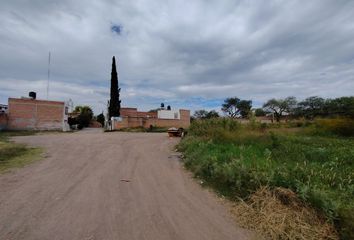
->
167;127;184;137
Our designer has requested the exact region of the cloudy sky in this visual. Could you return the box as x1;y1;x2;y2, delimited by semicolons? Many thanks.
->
1;0;353;114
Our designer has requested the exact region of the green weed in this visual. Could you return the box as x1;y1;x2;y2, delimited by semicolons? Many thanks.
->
178;118;354;239
0;131;42;173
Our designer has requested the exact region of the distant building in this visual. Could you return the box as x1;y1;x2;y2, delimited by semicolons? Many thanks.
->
4;97;69;131
112;107;190;130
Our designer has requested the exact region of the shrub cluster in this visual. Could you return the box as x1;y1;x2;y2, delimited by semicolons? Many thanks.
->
314;118;354;137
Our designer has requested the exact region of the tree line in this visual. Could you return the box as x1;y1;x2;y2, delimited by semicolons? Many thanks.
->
193;96;354;122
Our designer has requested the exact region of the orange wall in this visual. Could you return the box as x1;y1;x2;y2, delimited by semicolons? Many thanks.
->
120;108;157;118
120;108;138;117
7;98;64;130
113;109;190;129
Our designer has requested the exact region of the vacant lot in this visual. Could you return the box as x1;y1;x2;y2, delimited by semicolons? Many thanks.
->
178;119;354;239
0;130;251;240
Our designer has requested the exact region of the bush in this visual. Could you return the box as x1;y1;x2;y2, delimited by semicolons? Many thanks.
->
189;118;241;139
77;113;92;127
96;113;105;127
0;131;42;172
315;118;354;136
73;106;93;128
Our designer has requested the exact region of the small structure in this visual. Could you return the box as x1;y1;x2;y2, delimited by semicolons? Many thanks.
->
111;107;190;130
0;104;8;130
0;104;8;113
2;93;70;131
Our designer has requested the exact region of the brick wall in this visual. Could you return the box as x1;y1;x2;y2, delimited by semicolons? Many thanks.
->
113;117;129;129
113;109;190;130
144;110;190;128
7;98;65;131
120;108;138;117
120;108;157;118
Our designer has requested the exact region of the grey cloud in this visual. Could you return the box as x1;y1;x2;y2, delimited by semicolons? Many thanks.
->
111;24;123;35
0;0;353;113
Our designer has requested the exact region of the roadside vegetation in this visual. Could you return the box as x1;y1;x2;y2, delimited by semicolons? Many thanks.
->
0;131;42;173
68;105;94;129
178;117;353;239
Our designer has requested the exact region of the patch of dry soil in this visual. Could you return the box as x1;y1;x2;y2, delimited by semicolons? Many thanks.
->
0;130;252;240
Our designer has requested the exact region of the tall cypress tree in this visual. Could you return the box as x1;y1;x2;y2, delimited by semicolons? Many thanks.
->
108;56;121;118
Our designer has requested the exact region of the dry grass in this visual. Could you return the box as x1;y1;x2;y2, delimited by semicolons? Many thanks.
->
231;187;339;240
0;131;42;173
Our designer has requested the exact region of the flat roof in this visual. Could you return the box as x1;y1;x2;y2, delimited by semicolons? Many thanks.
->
8;97;65;105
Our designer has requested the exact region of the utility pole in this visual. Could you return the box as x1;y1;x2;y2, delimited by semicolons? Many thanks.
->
47;51;51;100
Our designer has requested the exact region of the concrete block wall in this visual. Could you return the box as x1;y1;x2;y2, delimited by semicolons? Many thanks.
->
7;98;65;131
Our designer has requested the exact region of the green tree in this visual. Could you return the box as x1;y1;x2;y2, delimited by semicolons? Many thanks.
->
194;110;220;119
108;56;121;118
254;108;266;117
324;96;354;118
96;112;105;127
222;97;252;118
74;106;93;127
263;97;297;122
297;96;325;119
206;110;220;119
194;110;208;119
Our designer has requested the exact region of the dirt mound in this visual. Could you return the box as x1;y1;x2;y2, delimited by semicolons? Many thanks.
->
231;187;338;240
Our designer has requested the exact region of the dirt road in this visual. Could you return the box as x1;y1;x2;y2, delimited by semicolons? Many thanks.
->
0;130;251;240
